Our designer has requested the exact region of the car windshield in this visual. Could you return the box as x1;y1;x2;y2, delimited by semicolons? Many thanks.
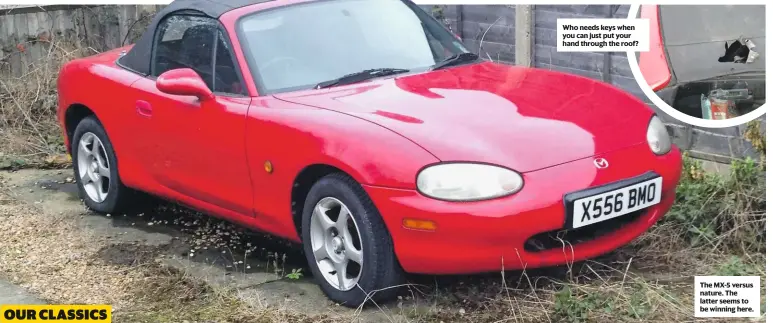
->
237;0;472;94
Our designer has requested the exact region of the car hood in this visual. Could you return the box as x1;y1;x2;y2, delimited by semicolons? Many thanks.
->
275;62;654;173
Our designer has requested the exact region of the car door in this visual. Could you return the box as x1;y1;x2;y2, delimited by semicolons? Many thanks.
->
131;13;254;216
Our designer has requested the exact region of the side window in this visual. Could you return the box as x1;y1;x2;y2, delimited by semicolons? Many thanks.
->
213;31;246;95
152;14;218;90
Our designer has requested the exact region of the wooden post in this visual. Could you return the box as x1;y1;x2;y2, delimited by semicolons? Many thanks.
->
514;5;534;67
602;5;615;82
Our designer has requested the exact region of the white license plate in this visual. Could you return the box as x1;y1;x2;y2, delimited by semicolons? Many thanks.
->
571;177;662;229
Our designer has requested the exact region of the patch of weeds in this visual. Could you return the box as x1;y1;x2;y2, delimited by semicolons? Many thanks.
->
0;154;28;170
0;153;69;171
625;281;653;320
0;39;78;164
285;268;303;280
552;282;657;323
743;120;765;167
713;256;753;276
666;154;765;252
553;286;609;322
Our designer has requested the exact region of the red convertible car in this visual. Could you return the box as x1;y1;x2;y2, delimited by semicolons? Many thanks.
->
57;0;682;306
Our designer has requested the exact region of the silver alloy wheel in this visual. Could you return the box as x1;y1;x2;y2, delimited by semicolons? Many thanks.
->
309;197;364;291
76;132;111;203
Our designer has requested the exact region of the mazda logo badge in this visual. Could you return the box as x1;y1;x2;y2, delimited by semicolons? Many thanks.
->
593;158;609;169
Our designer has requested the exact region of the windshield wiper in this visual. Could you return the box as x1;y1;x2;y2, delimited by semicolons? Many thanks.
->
314;68;410;89
430;52;480;71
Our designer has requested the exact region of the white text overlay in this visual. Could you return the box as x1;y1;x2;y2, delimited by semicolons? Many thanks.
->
556;18;649;52
694;276;761;318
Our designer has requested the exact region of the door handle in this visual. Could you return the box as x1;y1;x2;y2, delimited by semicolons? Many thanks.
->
136;100;152;117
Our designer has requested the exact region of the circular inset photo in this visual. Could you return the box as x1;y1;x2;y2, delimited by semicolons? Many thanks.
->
628;4;767;128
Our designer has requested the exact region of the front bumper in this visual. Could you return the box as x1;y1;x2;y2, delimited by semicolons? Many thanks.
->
364;143;682;275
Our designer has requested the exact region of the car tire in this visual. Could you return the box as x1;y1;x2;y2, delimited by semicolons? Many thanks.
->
301;173;404;307
71;116;139;214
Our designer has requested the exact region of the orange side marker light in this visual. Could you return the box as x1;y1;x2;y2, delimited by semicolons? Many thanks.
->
402;218;437;231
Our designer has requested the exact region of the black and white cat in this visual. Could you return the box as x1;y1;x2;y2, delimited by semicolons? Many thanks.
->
718;40;751;63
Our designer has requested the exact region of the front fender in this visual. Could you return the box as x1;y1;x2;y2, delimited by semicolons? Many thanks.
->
244;98;439;240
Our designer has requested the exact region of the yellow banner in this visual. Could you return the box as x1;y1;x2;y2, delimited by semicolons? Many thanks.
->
0;305;111;322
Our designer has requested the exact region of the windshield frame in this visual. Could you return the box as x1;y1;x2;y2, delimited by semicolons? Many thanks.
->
234;0;474;96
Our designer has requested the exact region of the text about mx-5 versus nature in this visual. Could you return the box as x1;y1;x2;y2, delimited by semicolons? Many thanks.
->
694;276;761;318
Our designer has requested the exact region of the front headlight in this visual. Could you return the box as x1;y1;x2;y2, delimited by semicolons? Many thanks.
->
416;163;523;201
647;115;672;155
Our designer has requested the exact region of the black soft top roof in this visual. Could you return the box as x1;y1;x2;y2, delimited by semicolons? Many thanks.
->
118;0;272;75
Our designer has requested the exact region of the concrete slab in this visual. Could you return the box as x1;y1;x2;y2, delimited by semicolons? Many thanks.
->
0;280;46;305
